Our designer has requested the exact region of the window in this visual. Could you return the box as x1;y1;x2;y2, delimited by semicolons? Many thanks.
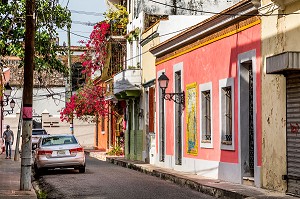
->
219;78;234;150
42;136;77;146
200;82;213;148
223;87;232;143
101;117;105;132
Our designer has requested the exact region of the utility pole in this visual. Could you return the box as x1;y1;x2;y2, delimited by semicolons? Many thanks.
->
68;27;74;134
20;0;35;190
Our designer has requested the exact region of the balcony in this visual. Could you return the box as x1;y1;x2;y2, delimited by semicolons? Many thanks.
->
113;69;142;98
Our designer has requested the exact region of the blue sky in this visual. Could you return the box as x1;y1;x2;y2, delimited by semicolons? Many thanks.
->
58;0;107;46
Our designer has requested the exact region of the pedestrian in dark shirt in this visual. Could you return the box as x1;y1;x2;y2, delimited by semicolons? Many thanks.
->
3;125;14;159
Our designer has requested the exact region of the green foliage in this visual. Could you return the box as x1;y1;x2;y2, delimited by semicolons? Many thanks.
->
127;34;133;43
104;4;128;35
133;28;140;38
37;190;47;199
0;0;71;75
107;145;123;156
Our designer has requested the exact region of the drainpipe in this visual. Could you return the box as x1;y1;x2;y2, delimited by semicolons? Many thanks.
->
132;99;135;131
95;115;98;149
108;102;112;148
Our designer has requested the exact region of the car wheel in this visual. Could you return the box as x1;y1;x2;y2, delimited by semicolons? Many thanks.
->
78;165;85;173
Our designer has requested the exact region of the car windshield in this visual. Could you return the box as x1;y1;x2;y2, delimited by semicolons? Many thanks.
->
41;136;78;146
32;129;47;135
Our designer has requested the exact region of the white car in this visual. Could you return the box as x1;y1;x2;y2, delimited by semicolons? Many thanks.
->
33;134;86;174
32;128;48;150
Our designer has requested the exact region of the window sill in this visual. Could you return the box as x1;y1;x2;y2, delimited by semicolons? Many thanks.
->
221;141;232;145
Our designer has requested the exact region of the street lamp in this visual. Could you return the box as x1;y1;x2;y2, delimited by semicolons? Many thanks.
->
158;72;185;105
2;83;15;116
157;72;185;162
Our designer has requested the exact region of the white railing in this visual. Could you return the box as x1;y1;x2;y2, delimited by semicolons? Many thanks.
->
113;69;142;94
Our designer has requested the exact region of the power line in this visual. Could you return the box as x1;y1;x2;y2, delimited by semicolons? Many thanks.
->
60;28;90;39
69;9;104;16
57;30;91;34
72;20;97;26
149;0;300;16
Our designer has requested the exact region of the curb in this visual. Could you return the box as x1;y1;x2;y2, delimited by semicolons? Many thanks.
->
106;157;247;199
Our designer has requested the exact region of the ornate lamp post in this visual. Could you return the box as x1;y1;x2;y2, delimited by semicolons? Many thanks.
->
158;72;185;105
2;83;16;116
0;82;15;139
157;72;184;162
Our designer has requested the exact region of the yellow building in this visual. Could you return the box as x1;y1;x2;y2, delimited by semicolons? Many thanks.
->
260;0;300;195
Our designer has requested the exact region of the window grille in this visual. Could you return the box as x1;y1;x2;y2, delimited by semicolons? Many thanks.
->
222;86;232;144
201;90;211;142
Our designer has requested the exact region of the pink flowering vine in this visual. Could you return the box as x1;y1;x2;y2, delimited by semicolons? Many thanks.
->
81;21;110;76
60;21;112;122
60;80;110;122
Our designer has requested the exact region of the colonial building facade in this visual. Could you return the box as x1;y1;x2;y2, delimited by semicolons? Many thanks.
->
260;0;300;195
150;0;262;186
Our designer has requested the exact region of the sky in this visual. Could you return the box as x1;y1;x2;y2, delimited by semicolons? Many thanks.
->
58;0;107;46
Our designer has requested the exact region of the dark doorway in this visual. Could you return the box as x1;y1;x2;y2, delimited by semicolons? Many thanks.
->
175;71;182;165
240;62;255;182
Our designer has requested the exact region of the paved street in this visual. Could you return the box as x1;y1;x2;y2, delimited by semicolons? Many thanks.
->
33;156;216;199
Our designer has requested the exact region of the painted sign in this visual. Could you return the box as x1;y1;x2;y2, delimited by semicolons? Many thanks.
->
186;82;198;155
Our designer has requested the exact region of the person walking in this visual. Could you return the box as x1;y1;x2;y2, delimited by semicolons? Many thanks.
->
3;125;14;159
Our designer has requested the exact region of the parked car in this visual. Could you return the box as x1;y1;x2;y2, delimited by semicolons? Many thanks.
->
33;134;86;174
32;128;48;150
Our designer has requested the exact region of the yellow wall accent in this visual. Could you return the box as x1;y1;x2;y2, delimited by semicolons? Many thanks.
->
186;82;198;156
156;20;261;65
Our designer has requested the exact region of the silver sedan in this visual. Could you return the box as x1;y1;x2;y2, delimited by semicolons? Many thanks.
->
33;134;86;174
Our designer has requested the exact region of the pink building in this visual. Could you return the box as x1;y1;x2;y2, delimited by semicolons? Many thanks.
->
150;0;262;187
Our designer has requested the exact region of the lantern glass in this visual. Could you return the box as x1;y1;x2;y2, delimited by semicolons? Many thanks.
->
158;72;169;90
10;99;15;109
4;83;12;97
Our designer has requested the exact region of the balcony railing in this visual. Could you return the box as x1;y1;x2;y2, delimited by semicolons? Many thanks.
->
113;69;141;96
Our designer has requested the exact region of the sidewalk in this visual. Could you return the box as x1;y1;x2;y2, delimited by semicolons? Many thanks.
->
0;151;37;199
87;150;298;199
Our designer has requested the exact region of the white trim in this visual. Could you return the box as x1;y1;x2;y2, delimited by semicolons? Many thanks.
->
237;49;260;187
157;69;166;162
173;62;184;167
219;77;235;151
199;82;213;148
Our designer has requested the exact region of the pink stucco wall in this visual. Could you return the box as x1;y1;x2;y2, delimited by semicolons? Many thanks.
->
156;24;261;165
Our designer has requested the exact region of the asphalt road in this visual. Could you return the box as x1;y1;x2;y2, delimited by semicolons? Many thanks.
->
34;155;217;199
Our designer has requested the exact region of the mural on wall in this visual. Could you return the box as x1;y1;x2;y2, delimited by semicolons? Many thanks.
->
186;82;198;155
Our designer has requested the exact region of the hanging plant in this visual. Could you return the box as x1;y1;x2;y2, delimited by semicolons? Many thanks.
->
104;4;128;35
133;28;140;39
127;34;133;43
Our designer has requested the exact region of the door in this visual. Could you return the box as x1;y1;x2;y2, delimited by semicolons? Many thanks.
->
240;62;255;181
286;73;300;196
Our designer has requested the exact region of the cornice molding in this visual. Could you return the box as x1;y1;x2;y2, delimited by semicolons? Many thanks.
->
150;0;260;59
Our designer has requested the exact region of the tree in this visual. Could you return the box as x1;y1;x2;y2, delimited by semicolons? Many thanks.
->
0;0;71;74
60;80;109;122
60;4;128;121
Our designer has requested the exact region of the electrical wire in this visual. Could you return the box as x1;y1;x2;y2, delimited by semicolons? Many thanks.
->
72;20;97;26
149;0;300;16
60;28;90;39
69;9;104;16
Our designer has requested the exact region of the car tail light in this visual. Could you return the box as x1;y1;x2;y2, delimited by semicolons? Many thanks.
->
37;150;53;155
69;147;84;154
